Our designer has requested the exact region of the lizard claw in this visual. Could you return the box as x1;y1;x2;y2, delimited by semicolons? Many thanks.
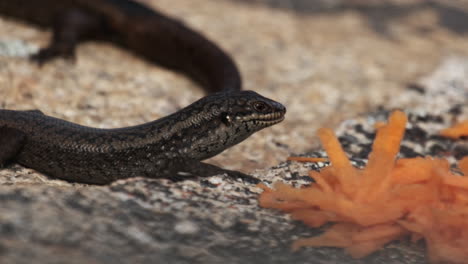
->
224;170;260;184
30;46;76;66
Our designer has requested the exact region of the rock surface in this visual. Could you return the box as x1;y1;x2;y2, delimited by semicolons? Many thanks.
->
1;58;467;264
0;1;468;263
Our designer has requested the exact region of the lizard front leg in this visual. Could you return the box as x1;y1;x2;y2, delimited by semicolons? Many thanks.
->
164;159;260;184
0;127;26;167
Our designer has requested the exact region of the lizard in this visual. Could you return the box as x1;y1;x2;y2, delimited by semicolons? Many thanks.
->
0;0;286;184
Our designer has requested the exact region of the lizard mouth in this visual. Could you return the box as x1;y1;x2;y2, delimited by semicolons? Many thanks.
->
257;112;285;126
241;110;286;126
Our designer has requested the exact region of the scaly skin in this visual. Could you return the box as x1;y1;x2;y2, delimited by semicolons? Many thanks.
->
0;91;285;184
0;0;286;184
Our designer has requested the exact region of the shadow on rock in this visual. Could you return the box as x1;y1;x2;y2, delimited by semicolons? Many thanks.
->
230;0;468;36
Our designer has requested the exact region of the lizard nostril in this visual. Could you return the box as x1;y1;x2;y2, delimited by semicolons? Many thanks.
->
275;103;286;115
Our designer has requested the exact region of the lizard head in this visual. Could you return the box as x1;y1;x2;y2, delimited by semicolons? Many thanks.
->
216;90;286;131
179;90;286;160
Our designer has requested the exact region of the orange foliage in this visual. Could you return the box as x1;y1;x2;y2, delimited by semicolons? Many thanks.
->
260;111;468;264
440;120;468;139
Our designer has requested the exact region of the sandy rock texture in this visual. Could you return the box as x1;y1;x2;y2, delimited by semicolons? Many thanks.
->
0;0;468;263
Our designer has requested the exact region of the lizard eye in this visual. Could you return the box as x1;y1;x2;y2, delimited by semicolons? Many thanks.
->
221;112;232;126
252;101;270;113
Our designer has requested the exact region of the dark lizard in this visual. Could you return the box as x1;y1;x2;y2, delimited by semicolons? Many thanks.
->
0;0;286;184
